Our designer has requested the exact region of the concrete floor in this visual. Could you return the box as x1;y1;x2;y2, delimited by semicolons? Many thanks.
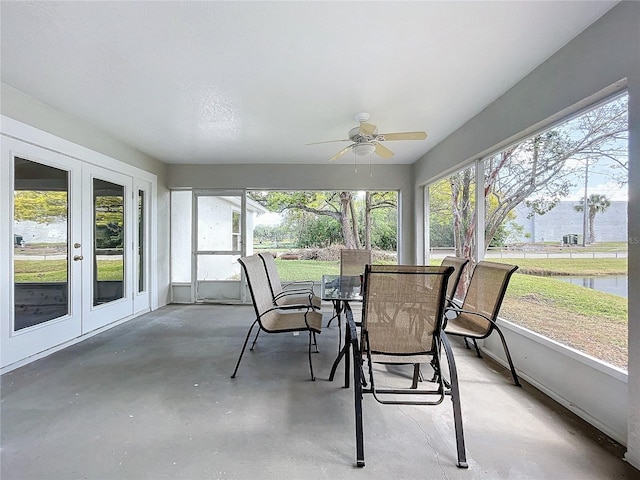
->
1;303;637;480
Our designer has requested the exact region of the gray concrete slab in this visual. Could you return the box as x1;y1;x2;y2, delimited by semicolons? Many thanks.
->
1;304;637;480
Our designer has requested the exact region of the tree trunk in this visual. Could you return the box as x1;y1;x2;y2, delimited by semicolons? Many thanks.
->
349;194;362;249
340;192;355;248
589;210;596;243
364;192;372;249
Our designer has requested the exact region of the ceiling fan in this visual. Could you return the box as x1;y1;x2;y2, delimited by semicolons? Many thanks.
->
307;113;427;161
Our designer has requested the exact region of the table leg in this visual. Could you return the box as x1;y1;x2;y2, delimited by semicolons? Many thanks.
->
328;300;351;388
349;310;365;467
334;300;343;353
328;344;346;381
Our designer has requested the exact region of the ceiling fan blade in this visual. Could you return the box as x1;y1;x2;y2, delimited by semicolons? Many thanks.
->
378;131;428;141
359;122;377;135
374;142;394;159
329;145;353;161
306;139;350;145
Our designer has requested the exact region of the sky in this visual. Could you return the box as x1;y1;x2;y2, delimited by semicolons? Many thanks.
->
566;157;628;201
255;211;282;226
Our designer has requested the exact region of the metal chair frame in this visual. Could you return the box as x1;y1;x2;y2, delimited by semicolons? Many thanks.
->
444;260;521;386
258;252;321;309
357;264;468;468
232;255;322;381
440;256;470;307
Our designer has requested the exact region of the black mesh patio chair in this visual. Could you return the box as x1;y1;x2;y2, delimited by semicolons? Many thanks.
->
232;255;323;381
444;260;520;386
357;264;468;468
258;252;321;309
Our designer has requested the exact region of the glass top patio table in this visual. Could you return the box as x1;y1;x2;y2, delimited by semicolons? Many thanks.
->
321;274;363;389
320;274;363;302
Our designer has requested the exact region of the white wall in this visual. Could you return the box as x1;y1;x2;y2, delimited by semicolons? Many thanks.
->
413;2;639;467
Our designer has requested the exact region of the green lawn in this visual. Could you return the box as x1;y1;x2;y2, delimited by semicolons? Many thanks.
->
275;259;339;281
491;257;627;276
15;259;124;281
506;273;627;322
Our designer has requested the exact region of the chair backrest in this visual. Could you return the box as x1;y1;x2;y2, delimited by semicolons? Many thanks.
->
440;256;469;301
362;264;453;356
258;252;283;299
340;249;372;277
238;255;278;328
459;261;518;335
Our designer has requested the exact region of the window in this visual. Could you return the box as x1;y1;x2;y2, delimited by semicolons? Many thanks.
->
249;190;399;281
231;210;241;251
426;93;629;370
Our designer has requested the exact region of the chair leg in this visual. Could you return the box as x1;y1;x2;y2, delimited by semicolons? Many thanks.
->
231;321;258;378
411;364;420;389
307;331;316;381
250;328;261;350
313;332;319;353
440;332;468;469
493;327;521;387
471;338;482;358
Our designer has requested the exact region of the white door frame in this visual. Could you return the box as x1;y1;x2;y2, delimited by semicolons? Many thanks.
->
1;136;83;367
192;190;247;303
133;178;152;314
81;165;134;333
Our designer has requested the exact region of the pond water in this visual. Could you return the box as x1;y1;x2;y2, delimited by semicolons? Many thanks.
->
555;275;628;298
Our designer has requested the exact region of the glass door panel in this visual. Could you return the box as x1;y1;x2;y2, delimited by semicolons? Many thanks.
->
82;168;133;332
13;157;70;329
92;179;125;306
2;138;82;368
133;178;151;313
137;189;145;294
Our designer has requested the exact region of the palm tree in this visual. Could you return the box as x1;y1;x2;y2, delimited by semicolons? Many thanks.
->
574;194;611;244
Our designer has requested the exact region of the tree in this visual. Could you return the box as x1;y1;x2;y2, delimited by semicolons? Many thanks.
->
363;191;397;249
448;95;627;259
574;194;611;244
296;213;342;248
248;190;398;250
248;191;358;247
14;191;67;223
428;180;456;248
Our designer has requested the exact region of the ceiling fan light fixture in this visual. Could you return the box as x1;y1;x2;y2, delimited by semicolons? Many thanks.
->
354;142;376;156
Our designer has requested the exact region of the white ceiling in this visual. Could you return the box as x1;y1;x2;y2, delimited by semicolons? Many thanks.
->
1;1;617;165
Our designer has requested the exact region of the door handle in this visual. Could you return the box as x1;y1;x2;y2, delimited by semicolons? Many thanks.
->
73;255;84;261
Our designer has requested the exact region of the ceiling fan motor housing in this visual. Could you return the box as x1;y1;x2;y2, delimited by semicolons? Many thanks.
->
349;126;377;142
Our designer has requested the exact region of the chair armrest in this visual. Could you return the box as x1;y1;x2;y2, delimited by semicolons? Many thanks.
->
445;296;462;309
282;280;315;289
444;307;500;329
260;303;313;316
274;288;314;300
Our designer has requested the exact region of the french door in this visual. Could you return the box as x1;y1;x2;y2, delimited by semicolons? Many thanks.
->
2;137;143;367
81;166;134;332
